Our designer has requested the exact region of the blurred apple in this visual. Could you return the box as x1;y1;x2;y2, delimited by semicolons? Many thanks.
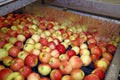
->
3;56;13;67
84;74;100;80
49;57;60;69
80;55;92;66
50;69;62;80
8;46;20;57
27;72;40;80
62;75;73;80
0;48;8;61
59;54;69;62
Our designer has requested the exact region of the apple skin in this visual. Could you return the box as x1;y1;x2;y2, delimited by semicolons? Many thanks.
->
23;43;34;53
88;43;97;49
56;44;66;54
92;68;105;80
106;44;116;54
17;50;29;60
102;52;113;61
40;38;48;46
19;66;32;78
0;39;7;48
59;54;69;62
0;65;5;70
66;50;76;58
0;68;13;80
80;55;92;66
48;41;56;49
41;77;50;80
3;56;13;67
0;48;8;61
61;75;73;80
39;52;51;64
10;58;24;71
80;49;90;56
8;46;20;57
50;49;60;58
69;56;83;69
25;54;38;68
71;69;85;80
38;63;51;76
50;69;62;80
14;41;23;49
59;61;72;74
49;57;61;69
6;72;25;80
84;74;100;80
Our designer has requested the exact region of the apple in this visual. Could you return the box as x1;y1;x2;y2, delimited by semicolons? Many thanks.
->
30;49;40;56
49;57;61;69
3;43;13;51
80;55;92;66
0;48;8;61
94;60;108;71
14;41;23;49
56;43;66;54
80;43;88;49
6;72;25;80
23;31;32;38
19;66;32;78
0;68;12;80
84;74;100;80
17;34;26;42
17;50;29;60
34;42;42;50
59;54;69;62
38;63;51;76
47;22;54;29
10;58;24;71
8;46;20;57
39;52;51;63
71;46;80;55
92;68;105;80
43;30;51;37
71;69;85;80
59;61;72;74
3;56;13;67
69;56;83;69
23;43;34;52
62;75;73;80
61;42;69;49
50;49;60;58
26;38;35;44
25;54;38;67
87;37;97;44
50;69;62;80
101;58;110;66
0;39;7;48
31;34;40;43
53;38;60;45
88;43;97;49
40;38;48;46
48;41;56;49
106;44;116;54
91;54;99;62
80;49;90;55
41;46;51;53
0;65;5;70
66;50;76;58
8;36;17;44
102;52;113;61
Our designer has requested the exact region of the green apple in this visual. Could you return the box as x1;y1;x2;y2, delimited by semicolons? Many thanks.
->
23;43;34;52
3;43;13;51
0;48;8;61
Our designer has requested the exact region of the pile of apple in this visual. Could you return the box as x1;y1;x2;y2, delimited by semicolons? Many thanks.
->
0;13;120;80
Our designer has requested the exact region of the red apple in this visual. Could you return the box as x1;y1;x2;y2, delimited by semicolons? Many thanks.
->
92;68;105;79
106;44;116;54
14;41;23;49
59;61;72;74
62;75;73;80
25;54;38;67
47;22;54;29
3;56;13;67
49;57;61;69
50;49;60;58
71;69;85;80
38;63;51;76
88;43;97;49
39;52;51;63
0;68;12;80
91;54;99;62
56;44;66;54
87;37;97;44
27;72;40;80
91;46;102;58
48;41;56;49
102;52;113;61
0;39;7;48
40;38;48;46
84;74;100;80
19;66;32;78
50;69;62;80
8;46;20;57
10;58;24;71
66;50;76;58
59;54;69;62
0;65;5;71
41;77;50;80
69;56;83;69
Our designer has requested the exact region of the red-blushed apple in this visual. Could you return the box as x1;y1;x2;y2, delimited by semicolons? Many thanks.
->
99;46;106;53
41;77;50;80
14;41;23;49
41;46;51;53
88;43;97;49
102;52;113;61
80;43;88;49
49;57;61;69
106;44;116;54
30;49;41;57
0;68;12;80
3;43;13;51
90;46;102;58
71;69;85;80
6;72;25;80
10;58;24;71
17;34;26;42
71;46;80;55
87;37;97;44
94;59;108;72
8;37;17;44
84;74;100;80
80;55;92;66
92;68;105;80
61;42;69;49
50;49;60;58
101;58;110;66
0;65;5;70
19;66;32;78
80;49;90;56
38;63;51;76
59;54;69;62
3;56;13;67
25;54;38;67
31;34;40;43
59;61;72;74
47;41;56;49
0;48;8;61
39;52;51;63
69;56;83;69
66;50;76;58
0;39;7;48
8;46;20;57
47;22;54;29
61;75;73;80
23;43;34;52
40;38;48;46
50;69;62;80
56;43;66;54
91;54;99;62
53;38;60;45
17;50;29;60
